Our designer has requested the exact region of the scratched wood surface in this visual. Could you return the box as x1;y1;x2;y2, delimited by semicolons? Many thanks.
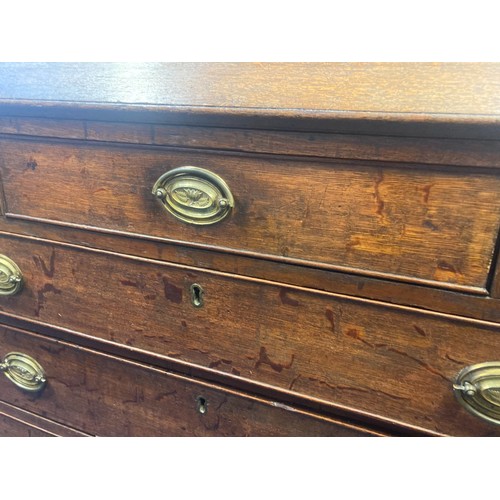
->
0;235;499;435
1;62;498;115
2;222;500;324
0;325;377;436
0;63;499;138
0;400;88;436
1;138;499;292
2;117;500;168
1;63;500;438
0;412;53;436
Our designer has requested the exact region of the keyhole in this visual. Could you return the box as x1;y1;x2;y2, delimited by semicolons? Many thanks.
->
196;396;207;414
190;283;204;307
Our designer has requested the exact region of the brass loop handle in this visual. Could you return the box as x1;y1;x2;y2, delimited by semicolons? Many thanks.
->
152;166;234;225
0;352;47;392
453;362;500;425
0;254;23;296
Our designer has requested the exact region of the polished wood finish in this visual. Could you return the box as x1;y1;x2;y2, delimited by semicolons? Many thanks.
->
1;137;499;292
0;400;89;436
0;234;498;435
0;63;499;138
2;118;500;169
0;413;53;436
2;222;500;324
1;63;499;437
0;324;377;436
2;63;499;115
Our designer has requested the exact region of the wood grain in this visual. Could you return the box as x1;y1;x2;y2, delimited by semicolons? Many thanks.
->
0;324;378;436
1;138;499;291
0;63;499;138
0;412;53;436
2;63;500;438
2;118;500;168
0;235;499;435
2;223;500;324
0;400;89;436
1;62;498;114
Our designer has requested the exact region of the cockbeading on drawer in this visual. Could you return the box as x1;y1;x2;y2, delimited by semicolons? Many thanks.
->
1;233;500;436
1;138;499;293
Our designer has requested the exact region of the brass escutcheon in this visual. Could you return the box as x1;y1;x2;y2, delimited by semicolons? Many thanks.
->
0;352;47;392
196;396;207;414
0;254;23;296
152;166;234;225
453;362;500;425
190;283;204;308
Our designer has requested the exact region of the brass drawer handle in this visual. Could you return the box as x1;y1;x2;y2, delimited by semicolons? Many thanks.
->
152;166;234;225
453;362;500;425
0;352;47;392
0;254;23;296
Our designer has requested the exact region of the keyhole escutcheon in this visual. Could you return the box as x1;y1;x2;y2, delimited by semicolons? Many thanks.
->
196;396;207;414
190;283;204;307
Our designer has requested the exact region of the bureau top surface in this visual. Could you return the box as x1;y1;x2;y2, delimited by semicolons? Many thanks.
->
1;63;500;138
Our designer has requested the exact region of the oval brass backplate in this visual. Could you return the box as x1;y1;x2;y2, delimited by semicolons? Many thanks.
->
0;254;23;296
152;166;234;225
453;362;500;425
0;352;47;392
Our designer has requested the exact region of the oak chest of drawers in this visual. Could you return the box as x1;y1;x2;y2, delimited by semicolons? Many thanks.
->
0;62;500;436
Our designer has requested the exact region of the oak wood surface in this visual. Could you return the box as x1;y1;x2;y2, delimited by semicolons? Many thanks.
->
3;63;499;115
2;223;500;324
0;400;89;436
2;63;500;437
2;118;500;169
0;324;378;436
0;412;53;436
1;138;499;292
0;63;499;138
0;234;499;435
0;309;429;436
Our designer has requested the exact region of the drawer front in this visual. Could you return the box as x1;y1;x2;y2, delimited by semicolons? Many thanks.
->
0;235;500;435
0;400;87;436
0;412;52;436
0;325;374;436
1;138;500;291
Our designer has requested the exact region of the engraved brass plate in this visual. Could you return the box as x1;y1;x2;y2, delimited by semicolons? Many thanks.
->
152;166;234;225
453;362;500;425
0;254;23;296
0;352;47;392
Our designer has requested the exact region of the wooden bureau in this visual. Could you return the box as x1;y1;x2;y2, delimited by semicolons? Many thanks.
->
0;62;500;436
